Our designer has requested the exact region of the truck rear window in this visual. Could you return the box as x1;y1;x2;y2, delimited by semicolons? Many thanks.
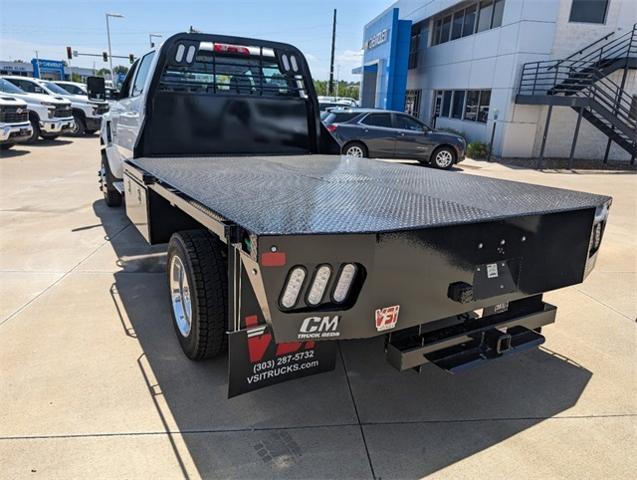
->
160;42;306;98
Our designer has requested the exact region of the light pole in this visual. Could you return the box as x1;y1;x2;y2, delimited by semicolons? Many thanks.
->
105;12;124;82
149;33;162;48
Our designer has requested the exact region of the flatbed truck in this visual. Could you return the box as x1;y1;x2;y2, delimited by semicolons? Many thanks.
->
89;33;611;397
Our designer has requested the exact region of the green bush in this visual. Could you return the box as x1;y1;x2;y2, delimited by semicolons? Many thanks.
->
467;141;489;159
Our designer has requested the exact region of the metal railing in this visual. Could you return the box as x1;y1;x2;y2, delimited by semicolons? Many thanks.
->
518;23;637;137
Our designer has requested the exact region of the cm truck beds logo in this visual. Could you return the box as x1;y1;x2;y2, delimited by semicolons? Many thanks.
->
298;315;340;339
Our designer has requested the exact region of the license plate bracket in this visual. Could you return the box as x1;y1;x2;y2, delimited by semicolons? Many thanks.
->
473;258;521;300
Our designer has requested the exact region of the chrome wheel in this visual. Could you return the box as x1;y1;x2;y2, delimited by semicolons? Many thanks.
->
434;149;454;168
345;145;365;157
170;255;193;337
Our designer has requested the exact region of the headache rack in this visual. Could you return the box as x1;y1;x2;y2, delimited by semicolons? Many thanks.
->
158;42;308;98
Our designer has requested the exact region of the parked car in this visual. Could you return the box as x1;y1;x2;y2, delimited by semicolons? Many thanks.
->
318;95;358;107
0;77;73;142
0;95;32;149
4;77;107;136
324;108;466;169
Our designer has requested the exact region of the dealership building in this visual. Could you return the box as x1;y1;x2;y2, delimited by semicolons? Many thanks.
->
355;0;636;161
0;59;95;82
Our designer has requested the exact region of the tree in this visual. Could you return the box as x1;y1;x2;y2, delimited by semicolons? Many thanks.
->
113;65;129;75
96;68;110;77
313;79;359;100
70;72;83;83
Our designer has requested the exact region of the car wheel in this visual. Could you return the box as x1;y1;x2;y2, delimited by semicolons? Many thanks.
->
100;151;122;207
343;142;367;158
25;115;40;144
431;146;456;169
71;113;86;136
167;230;228;360
85;129;97;135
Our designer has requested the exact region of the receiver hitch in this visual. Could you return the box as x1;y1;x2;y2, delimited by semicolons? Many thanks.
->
386;296;555;373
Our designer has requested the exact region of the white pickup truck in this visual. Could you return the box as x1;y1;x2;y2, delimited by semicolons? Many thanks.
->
3;76;107;136
0;95;32;149
0;77;74;142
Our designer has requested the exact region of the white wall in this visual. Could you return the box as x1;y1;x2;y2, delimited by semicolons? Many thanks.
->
398;0;636;160
530;69;637;161
402;0;562;156
527;0;637;161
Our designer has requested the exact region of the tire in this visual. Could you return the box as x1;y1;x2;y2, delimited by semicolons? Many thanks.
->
71;112;86;136
25;114;40;144
85;129;97;135
342;141;368;158
431;146;456;170
100;151;122;207
167;230;228;360
0;144;14;150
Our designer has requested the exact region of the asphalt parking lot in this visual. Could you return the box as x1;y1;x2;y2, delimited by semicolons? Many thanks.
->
1;137;635;479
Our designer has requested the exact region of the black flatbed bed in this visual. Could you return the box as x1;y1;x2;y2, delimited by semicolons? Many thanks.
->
129;155;609;236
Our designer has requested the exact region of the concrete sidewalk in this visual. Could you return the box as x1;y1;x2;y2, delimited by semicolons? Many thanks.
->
1;138;635;479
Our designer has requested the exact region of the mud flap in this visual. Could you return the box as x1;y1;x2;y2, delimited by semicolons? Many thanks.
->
227;319;337;398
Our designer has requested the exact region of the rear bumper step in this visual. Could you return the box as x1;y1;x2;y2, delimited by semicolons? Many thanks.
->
386;301;556;372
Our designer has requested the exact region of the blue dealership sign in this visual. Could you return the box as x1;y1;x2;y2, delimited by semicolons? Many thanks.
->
358;8;411;111
31;58;66;79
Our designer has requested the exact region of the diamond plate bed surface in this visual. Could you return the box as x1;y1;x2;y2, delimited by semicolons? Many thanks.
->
129;155;610;235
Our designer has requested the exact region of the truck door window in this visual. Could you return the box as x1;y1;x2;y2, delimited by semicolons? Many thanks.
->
131;52;155;97
118;60;139;99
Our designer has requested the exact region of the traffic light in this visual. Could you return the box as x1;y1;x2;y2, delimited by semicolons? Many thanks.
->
102;51;108;62
129;54;135;64
66;46;73;60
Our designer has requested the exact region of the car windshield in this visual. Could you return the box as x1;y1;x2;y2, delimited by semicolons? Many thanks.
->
41;81;71;95
0;78;25;94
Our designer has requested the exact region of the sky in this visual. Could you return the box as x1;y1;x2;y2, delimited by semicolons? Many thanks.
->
0;0;393;81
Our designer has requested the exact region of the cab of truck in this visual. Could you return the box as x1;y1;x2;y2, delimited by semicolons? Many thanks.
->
90;35;339;207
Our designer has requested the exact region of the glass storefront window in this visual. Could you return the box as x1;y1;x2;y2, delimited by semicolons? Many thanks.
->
452;91;465;118
440;15;452;43
463;5;477;37
477;0;494;33
430;1;504;46
442;90;452;117
492;0;505;28
451;10;464;40
478;90;491;123
569;0;608;24
464;90;480;121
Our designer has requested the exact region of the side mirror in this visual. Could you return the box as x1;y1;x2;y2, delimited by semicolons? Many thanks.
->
86;76;106;101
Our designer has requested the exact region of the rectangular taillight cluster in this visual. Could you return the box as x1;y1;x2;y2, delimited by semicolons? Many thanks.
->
279;263;359;310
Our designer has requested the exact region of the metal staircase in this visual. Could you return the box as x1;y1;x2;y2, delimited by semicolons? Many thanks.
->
516;24;637;166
